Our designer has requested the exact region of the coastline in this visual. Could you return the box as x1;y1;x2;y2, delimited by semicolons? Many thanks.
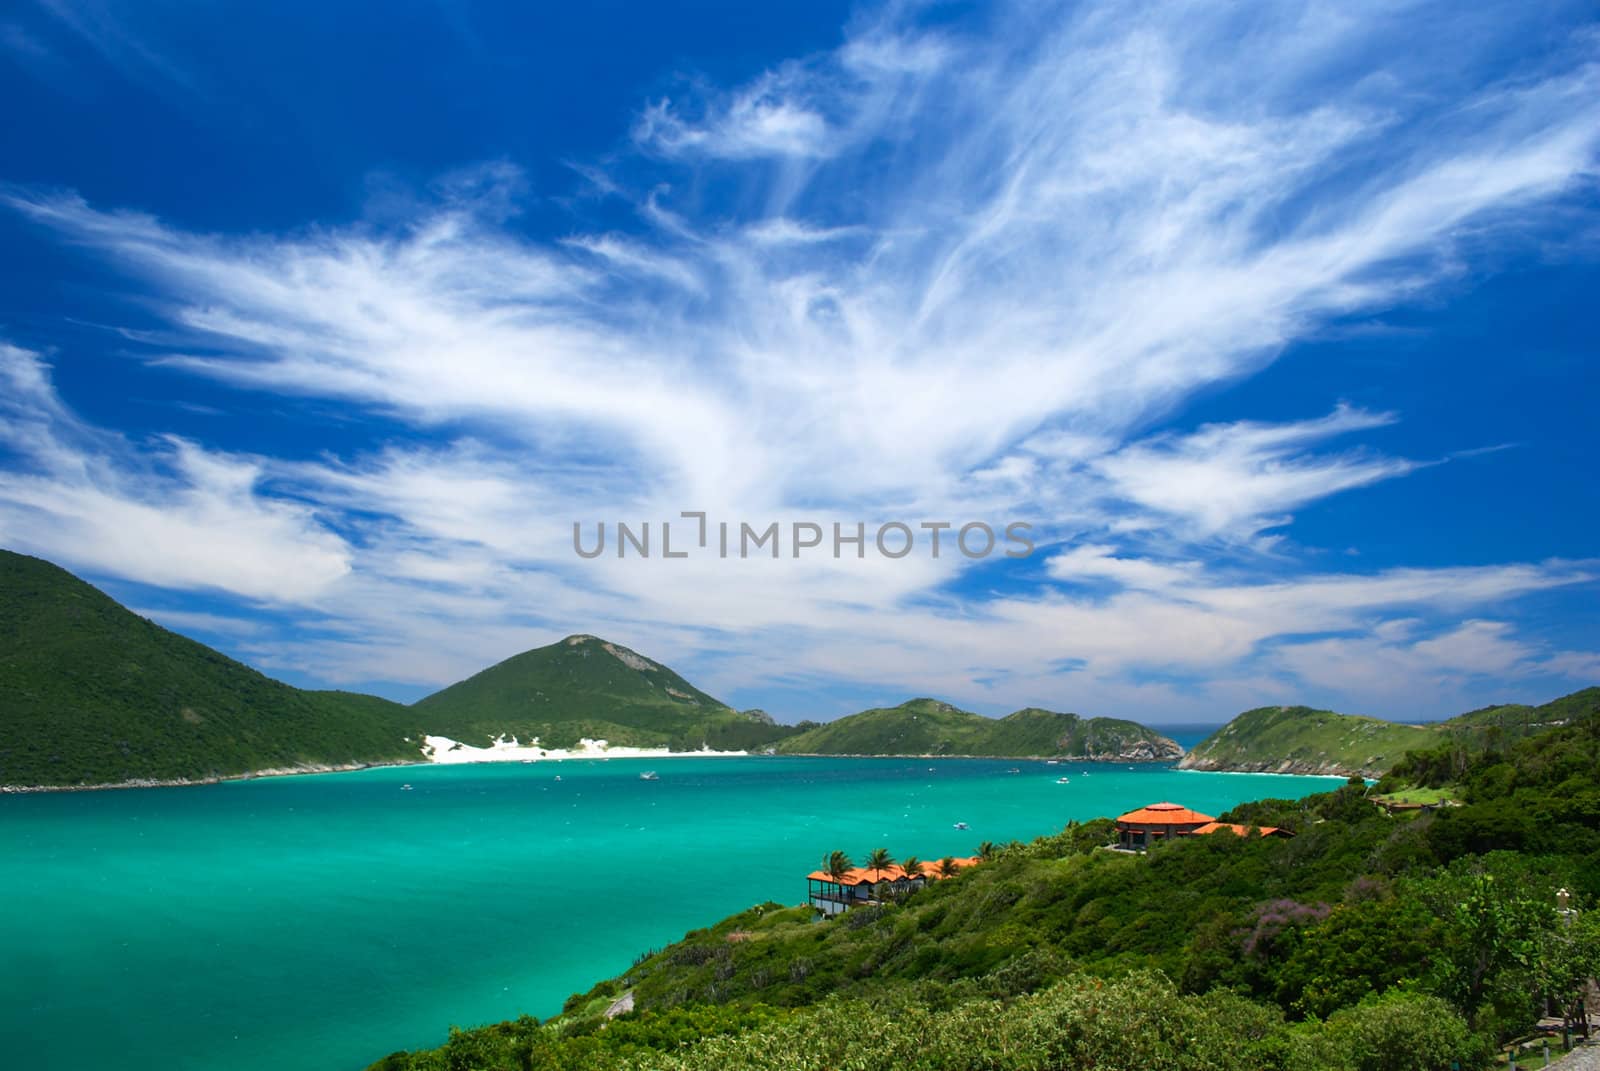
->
0;758;421;794
5;741;1370;794
0;736;753;794
774;750;1183;762
1176;766;1351;779
420;734;749;764
1177;757;1377;778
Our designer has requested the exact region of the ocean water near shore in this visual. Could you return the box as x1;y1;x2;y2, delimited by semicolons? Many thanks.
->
2;749;1336;1071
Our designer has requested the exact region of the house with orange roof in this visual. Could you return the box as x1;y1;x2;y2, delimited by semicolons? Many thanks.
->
1113;801;1216;850
806;856;981;916
1192;821;1293;839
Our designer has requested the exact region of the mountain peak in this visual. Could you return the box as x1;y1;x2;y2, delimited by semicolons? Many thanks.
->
412;632;785;750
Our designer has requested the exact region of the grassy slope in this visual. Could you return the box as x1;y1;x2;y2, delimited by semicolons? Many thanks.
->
0;550;417;786
1439;688;1600;738
1182;690;1600;778
774;698;1181;759
412;634;798;751
1178;705;1442;777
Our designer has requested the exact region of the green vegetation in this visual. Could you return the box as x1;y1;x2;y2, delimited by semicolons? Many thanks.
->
1183;691;1600;779
775;698;1182;760
412;634;799;751
375;707;1600;1071
1180;705;1448;777
0;550;418;786
371;976;1481;1071
0;552;803;785
1368;785;1454;807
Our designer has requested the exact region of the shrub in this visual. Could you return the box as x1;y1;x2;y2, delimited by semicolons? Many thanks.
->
1292;991;1486;1071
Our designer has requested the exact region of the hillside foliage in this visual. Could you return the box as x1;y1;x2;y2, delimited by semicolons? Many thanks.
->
775;698;1181;759
412;634;798;751
1179;706;1439;776
0;550;418;786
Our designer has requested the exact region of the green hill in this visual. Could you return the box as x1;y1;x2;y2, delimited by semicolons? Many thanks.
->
1436;687;1600;740
1177;705;1438;777
773;697;1181;760
412;634;798;751
0;550;417;787
1179;690;1600;778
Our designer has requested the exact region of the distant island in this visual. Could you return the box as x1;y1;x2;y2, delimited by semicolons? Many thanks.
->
772;697;1182;761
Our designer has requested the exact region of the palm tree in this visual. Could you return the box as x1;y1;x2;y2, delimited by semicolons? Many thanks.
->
865;847;895;881
938;856;959;878
977;840;998;862
899;855;924;893
822;850;853;883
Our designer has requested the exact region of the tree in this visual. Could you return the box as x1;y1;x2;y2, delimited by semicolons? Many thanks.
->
1429;871;1549;1033
938;856;959;878
1537;908;1600;1042
977;841;998;862
899;856;923;895
823;850;853;883
865;847;895;880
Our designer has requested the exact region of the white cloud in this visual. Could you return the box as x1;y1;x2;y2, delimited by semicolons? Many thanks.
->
634;67;834;159
1094;406;1418;539
0;345;351;602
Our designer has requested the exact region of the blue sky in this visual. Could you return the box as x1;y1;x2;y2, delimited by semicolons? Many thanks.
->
1;0;1596;725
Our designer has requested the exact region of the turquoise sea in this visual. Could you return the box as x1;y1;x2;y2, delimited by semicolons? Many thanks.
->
2;750;1343;1071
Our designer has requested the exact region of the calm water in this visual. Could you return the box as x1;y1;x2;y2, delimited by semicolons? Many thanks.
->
2;751;1338;1071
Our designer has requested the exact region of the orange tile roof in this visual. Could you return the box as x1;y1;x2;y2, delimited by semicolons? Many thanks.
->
1115;802;1215;826
1192;821;1283;837
807;856;981;884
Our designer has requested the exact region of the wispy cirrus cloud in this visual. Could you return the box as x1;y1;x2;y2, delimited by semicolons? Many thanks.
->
2;0;1597;720
1093;406;1419;540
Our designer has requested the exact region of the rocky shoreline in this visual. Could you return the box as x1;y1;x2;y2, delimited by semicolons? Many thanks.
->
1176;755;1373;778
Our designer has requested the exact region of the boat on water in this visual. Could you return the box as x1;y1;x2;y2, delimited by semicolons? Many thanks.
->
1007;767;1021;774
953;821;969;830
400;784;413;791
1055;776;1071;784
639;771;659;781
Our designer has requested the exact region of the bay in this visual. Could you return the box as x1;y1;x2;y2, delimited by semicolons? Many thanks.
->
1;753;1339;1071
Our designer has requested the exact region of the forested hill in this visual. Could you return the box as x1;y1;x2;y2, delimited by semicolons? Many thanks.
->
371;704;1600;1071
773;697;1182;760
411;634;800;751
0;551;803;786
1177;690;1600;777
0;550;417;787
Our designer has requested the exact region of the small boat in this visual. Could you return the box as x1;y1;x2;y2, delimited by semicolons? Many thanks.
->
553;775;562;781
1045;759;1060;765
639;771;659;781
1055;776;1071;784
1007;768;1021;774
400;784;413;791
953;822;969;830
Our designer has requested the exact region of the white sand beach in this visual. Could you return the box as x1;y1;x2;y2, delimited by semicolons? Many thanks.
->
420;734;748;764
